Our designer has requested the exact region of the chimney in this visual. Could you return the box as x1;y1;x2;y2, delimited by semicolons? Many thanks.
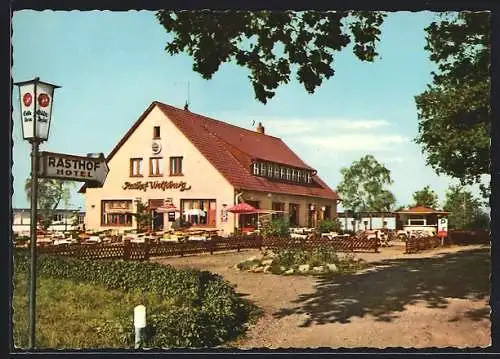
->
256;122;265;134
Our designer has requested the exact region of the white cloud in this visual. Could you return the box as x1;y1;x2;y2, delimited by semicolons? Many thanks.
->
264;118;391;135
292;134;409;152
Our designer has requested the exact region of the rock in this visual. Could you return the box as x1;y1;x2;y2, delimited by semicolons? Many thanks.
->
298;264;310;273
261;259;273;266
312;266;324;272
252;266;264;273
326;263;338;272
280;266;287;272
263;265;272;273
284;268;294;275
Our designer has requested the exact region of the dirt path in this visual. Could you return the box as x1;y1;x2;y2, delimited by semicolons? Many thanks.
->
152;244;491;349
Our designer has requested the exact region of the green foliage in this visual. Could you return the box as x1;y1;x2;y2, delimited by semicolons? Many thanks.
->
337;154;396;213
412;185;440;208
317;218;342;233
132;201;152;233
171;217;192;230
13;251;257;348
261;218;290;238
443;184;488;230
415;12;490;197
156;10;385;104
24;178;74;229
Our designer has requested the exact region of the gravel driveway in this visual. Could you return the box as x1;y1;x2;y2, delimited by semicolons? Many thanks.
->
152;243;491;349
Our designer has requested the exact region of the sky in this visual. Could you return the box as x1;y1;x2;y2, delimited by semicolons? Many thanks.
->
11;10;489;212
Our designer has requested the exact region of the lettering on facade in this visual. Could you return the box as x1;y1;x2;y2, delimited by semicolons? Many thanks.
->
122;180;192;192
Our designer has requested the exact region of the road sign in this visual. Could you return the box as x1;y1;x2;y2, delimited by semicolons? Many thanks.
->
38;151;109;187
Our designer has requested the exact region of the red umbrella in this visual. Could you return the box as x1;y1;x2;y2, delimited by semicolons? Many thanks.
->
226;202;259;232
226;202;257;214
155;203;181;213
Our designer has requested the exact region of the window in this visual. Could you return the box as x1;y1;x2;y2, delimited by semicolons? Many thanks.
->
101;200;133;226
153;126;161;139
307;172;312;184
280;167;286;179
286;168;291;181
298;170;304;182
130;158;143;177
267;163;273;177
274;166;280;178
253;162;260;175
181;199;217;227
291;169;297;182
169;157;183;176
52;213;63;222
272;202;285;220
149;157;163;176
408;218;426;226
260;163;267;176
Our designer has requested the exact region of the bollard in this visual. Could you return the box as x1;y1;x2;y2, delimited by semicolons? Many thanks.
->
134;305;147;349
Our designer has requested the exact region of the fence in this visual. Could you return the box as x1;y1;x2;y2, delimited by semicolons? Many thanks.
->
405;236;442;254
25;233;381;261
262;235;380;253
448;229;490;245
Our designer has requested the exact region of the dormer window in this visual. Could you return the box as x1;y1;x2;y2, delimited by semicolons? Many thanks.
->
267;163;273;177
291;169;297;182
298;170;304;182
307;172;312;183
280;167;285;179
286;168;291;181
274;166;280;178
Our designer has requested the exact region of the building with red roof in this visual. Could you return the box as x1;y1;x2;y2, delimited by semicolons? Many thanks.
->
81;101;339;235
394;205;450;237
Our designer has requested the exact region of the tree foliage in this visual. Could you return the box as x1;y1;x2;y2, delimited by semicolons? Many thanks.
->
412;185;439;208
24;178;73;229
443;184;489;230
415;12;490;198
337;154;396;213
156;10;385;103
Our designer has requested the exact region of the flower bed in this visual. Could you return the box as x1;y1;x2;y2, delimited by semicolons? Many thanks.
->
236;246;368;275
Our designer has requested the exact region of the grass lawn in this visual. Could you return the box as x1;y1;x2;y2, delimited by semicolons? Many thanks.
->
13;270;172;349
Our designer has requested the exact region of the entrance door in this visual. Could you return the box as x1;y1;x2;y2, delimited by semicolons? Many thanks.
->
152;210;164;231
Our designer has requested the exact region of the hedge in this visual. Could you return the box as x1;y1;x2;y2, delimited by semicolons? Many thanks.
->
13;250;257;348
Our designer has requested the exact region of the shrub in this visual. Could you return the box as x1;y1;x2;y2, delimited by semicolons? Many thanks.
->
13;251;258;348
317;218;342;234
261;218;290;238
171;218;192;230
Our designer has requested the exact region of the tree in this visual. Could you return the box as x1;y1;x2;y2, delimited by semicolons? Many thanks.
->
337;154;396;229
412;185;439;208
132;201;153;233
415;12;490;200
156;10;385;103
443;184;488;230
24;178;73;230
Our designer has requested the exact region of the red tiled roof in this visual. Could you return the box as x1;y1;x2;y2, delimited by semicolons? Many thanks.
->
81;102;338;200
395;205;450;214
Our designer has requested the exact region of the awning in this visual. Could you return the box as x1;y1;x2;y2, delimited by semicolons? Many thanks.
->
155;204;180;213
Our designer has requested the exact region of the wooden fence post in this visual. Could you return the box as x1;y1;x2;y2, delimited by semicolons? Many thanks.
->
350;236;354;252
210;240;215;255
144;238;150;261
123;239;131;260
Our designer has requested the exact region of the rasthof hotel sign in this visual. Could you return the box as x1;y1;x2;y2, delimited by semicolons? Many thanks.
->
122;180;191;192
38;151;109;186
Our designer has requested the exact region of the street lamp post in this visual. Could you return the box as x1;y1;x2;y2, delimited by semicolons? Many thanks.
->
14;77;60;349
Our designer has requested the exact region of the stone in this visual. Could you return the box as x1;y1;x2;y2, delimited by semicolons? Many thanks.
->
298;264;310;273
263;265;271;273
284;268;294;275
312;266;324;272
252;266;264;273
326;263;338;272
261;259;273;266
280;266;287;272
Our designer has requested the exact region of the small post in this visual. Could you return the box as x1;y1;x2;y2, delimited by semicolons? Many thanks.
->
144;237;150;261
123;238;131;260
134;305;147;349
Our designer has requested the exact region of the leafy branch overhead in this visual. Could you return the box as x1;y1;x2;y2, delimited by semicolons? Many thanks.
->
156;10;386;103
415;11;490;192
